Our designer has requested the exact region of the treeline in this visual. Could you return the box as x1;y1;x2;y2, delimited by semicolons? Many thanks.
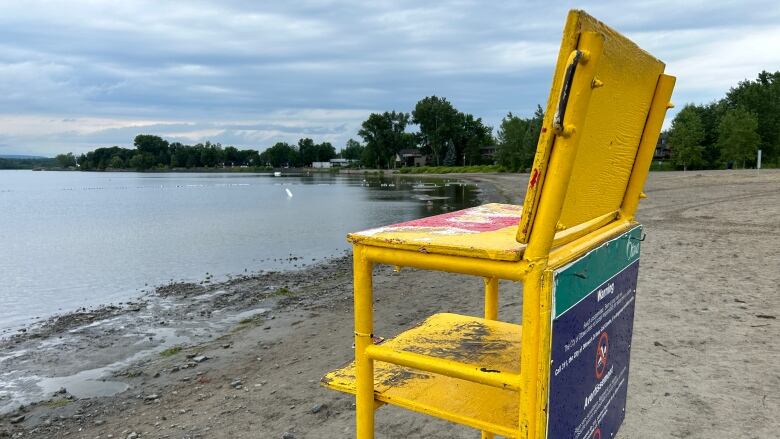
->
0;156;58;169
76;136;339;170
72;95;540;172
666;70;779;169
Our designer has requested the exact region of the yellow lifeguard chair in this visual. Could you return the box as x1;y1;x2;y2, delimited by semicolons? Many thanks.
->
322;10;675;439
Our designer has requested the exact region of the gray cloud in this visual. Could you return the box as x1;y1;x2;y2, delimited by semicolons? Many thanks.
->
0;0;779;155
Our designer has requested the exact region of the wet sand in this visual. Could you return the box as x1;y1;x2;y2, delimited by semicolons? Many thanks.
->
1;169;778;438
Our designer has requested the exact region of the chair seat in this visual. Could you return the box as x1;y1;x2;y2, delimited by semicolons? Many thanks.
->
347;203;526;261
321;313;522;437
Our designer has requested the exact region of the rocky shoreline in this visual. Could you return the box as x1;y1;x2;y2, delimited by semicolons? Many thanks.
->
0;253;358;438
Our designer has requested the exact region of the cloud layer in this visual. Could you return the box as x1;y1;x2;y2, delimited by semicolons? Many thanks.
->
1;0;779;155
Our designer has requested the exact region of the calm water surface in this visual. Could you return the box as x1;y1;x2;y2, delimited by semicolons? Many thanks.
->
0;170;481;332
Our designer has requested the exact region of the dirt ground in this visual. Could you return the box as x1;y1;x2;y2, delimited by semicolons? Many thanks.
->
1;169;778;438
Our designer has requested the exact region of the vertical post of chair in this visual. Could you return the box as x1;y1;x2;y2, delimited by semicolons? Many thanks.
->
483;277;499;320
482;276;499;439
620;74;676;220
354;245;375;439
519;31;604;439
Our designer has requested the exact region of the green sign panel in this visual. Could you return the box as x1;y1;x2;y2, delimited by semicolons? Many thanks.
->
552;226;642;318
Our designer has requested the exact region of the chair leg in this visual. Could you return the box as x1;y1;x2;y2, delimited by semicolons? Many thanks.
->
482;277;499;439
354;247;375;439
484;277;499;320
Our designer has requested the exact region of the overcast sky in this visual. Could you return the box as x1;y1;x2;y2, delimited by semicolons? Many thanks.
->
1;0;779;156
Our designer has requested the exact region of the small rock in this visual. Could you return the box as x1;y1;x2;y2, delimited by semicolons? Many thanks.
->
126;432;139;439
94;420;105;426
144;394;160;401
54;387;67;395
221;343;232;349
282;433;295;439
9;416;25;424
310;403;326;414
192;355;208;363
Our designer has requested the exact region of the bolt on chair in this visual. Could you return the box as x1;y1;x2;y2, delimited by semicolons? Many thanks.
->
322;9;675;439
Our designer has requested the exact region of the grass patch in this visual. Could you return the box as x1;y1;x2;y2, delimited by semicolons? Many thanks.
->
395;164;503;174
44;399;70;408
274;287;294;296
159;346;183;357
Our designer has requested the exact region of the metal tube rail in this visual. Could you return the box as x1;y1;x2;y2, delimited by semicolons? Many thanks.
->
362;246;530;281
364;344;522;392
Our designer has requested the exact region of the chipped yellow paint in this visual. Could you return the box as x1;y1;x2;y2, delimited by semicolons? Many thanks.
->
518;10;665;243
348;203;525;261
322;313;523;438
323;9;675;439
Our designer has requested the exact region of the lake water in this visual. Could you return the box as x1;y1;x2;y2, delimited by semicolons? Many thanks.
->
0;170;481;333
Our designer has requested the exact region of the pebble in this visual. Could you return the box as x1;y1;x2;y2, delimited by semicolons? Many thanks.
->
310;403;326;414
282;433;295;439
126;433;139;439
192;355;208;363
144;394;159;401
9;416;24;424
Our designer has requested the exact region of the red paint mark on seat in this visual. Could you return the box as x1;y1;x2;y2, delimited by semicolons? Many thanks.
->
389;206;521;233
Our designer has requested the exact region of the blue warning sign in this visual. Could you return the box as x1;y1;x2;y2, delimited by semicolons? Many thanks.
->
547;227;641;439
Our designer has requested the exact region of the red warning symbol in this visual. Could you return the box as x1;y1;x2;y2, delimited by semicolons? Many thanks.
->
595;331;609;379
592;427;602;439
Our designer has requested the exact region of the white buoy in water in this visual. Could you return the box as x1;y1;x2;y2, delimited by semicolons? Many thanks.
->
285;188;293;198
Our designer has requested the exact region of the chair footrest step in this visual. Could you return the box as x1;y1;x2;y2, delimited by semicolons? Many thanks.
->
321;313;522;436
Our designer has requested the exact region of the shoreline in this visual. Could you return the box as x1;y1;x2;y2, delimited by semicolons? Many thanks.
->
1;169;778;438
0;172;500;415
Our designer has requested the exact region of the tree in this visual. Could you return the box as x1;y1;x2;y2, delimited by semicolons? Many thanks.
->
461;114;494;165
318;142;336;162
495;106;543;171
55;152;77;168
690;102;726;168
128;153;146;170
443;140;457;166
358;111;413;168
297;138;316;166
223;146;240;166
108;155;125;169
260;142;298;167
717;107;761;168
412;96;461;166
668;105;705;171
134;135;170;166
341;139;364;162
199;141;222;167
725;71;779;163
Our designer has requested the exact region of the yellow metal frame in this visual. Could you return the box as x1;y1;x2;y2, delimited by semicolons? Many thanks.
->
328;10;676;439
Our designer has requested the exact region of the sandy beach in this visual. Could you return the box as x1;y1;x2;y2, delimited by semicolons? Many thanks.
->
1;169;778;438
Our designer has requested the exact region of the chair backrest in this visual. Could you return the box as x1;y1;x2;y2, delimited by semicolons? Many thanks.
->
517;10;669;245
